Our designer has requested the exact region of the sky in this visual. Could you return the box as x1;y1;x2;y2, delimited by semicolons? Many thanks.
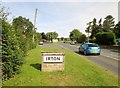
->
2;1;119;38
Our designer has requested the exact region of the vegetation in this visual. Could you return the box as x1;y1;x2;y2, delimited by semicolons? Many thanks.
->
85;15;119;45
69;29;87;43
95;32;116;45
2;46;118;86
114;21;120;38
46;32;58;42
78;34;87;43
2;20;25;80
1;7;41;80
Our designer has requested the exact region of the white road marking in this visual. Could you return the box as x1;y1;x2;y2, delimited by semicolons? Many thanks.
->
101;52;119;61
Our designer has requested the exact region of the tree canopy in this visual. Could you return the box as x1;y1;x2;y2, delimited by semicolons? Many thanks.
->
69;29;82;42
46;32;58;42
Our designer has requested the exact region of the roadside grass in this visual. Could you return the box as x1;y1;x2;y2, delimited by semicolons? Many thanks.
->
49;42;60;46
2;46;118;86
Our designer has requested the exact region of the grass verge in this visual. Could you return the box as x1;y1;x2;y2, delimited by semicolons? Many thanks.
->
2;46;118;86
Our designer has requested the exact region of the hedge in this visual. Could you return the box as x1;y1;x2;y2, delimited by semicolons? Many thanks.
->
95;32;116;45
2;20;25;80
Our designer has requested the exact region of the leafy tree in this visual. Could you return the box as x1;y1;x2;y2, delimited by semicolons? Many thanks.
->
103;15;115;32
36;32;42;41
46;32;58;42
98;18;103;32
85;22;92;42
113;21;120;38
85;18;99;39
90;18;99;39
69;32;74;41
61;37;64;41
69;29;82;42
41;32;47;40
12;16;35;55
78;34;87;43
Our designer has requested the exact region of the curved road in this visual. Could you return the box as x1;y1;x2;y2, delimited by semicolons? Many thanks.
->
58;42;119;76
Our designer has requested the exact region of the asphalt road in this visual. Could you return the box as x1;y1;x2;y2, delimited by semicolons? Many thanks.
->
58;42;119;76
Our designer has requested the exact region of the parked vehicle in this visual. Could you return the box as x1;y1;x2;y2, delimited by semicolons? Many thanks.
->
79;43;101;55
39;41;43;45
70;41;75;45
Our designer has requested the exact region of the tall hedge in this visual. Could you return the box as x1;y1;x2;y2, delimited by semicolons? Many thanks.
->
2;16;41;80
95;32;116;45
2;20;24;80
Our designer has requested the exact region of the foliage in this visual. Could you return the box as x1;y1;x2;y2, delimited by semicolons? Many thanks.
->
95;32;116;45
69;29;82;42
85;18;102;39
85;15;115;39
41;32;47;40
46;32;58;42
12;16;36;55
36;32;42;42
0;5;11;20
103;15;115;32
2;14;40;80
2;20;24;80
113;21;120;38
78;34;87;43
61;37;64;41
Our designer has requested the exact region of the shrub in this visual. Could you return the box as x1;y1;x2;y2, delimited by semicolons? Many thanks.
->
2;20;24;80
95;32;116;45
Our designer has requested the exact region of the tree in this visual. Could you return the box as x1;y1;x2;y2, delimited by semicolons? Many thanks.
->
90;18;98;39
78;34;87;43
41;32;47;40
36;32;42;41
69;32;74;41
12;16;35;55
103;15;115;32
85;18;99;39
113;21;120;38
61;37;64;41
98;18;103;32
69;29;82;42
0;5;11;20
46;32;58;42
85;22;92;42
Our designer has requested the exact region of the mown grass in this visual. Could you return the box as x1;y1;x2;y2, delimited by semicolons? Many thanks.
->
49;42;60;46
2;46;118;86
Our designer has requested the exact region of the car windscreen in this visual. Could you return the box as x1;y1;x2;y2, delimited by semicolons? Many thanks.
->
88;44;99;47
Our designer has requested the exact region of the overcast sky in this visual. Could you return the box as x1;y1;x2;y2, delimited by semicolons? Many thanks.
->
3;1;118;38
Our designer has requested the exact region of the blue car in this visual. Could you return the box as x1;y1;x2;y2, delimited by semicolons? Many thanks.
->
79;43;101;55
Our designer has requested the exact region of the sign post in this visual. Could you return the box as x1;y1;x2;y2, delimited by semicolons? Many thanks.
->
41;51;65;72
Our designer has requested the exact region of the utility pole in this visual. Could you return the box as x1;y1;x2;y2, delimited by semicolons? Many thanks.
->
33;8;38;43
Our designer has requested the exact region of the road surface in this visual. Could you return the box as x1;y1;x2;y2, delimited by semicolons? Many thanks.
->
58;42;119;76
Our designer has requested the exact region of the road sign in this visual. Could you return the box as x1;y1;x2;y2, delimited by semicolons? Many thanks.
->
41;51;65;72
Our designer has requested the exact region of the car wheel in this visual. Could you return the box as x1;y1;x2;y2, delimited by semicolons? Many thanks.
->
79;50;81;53
84;50;87;55
97;53;100;55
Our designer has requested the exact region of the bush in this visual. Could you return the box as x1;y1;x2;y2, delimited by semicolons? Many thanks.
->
95;32;116;45
2;20;25;80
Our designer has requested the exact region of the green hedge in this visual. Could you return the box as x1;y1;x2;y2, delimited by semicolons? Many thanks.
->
95;32;116;45
2;20;25;80
2;17;40;80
